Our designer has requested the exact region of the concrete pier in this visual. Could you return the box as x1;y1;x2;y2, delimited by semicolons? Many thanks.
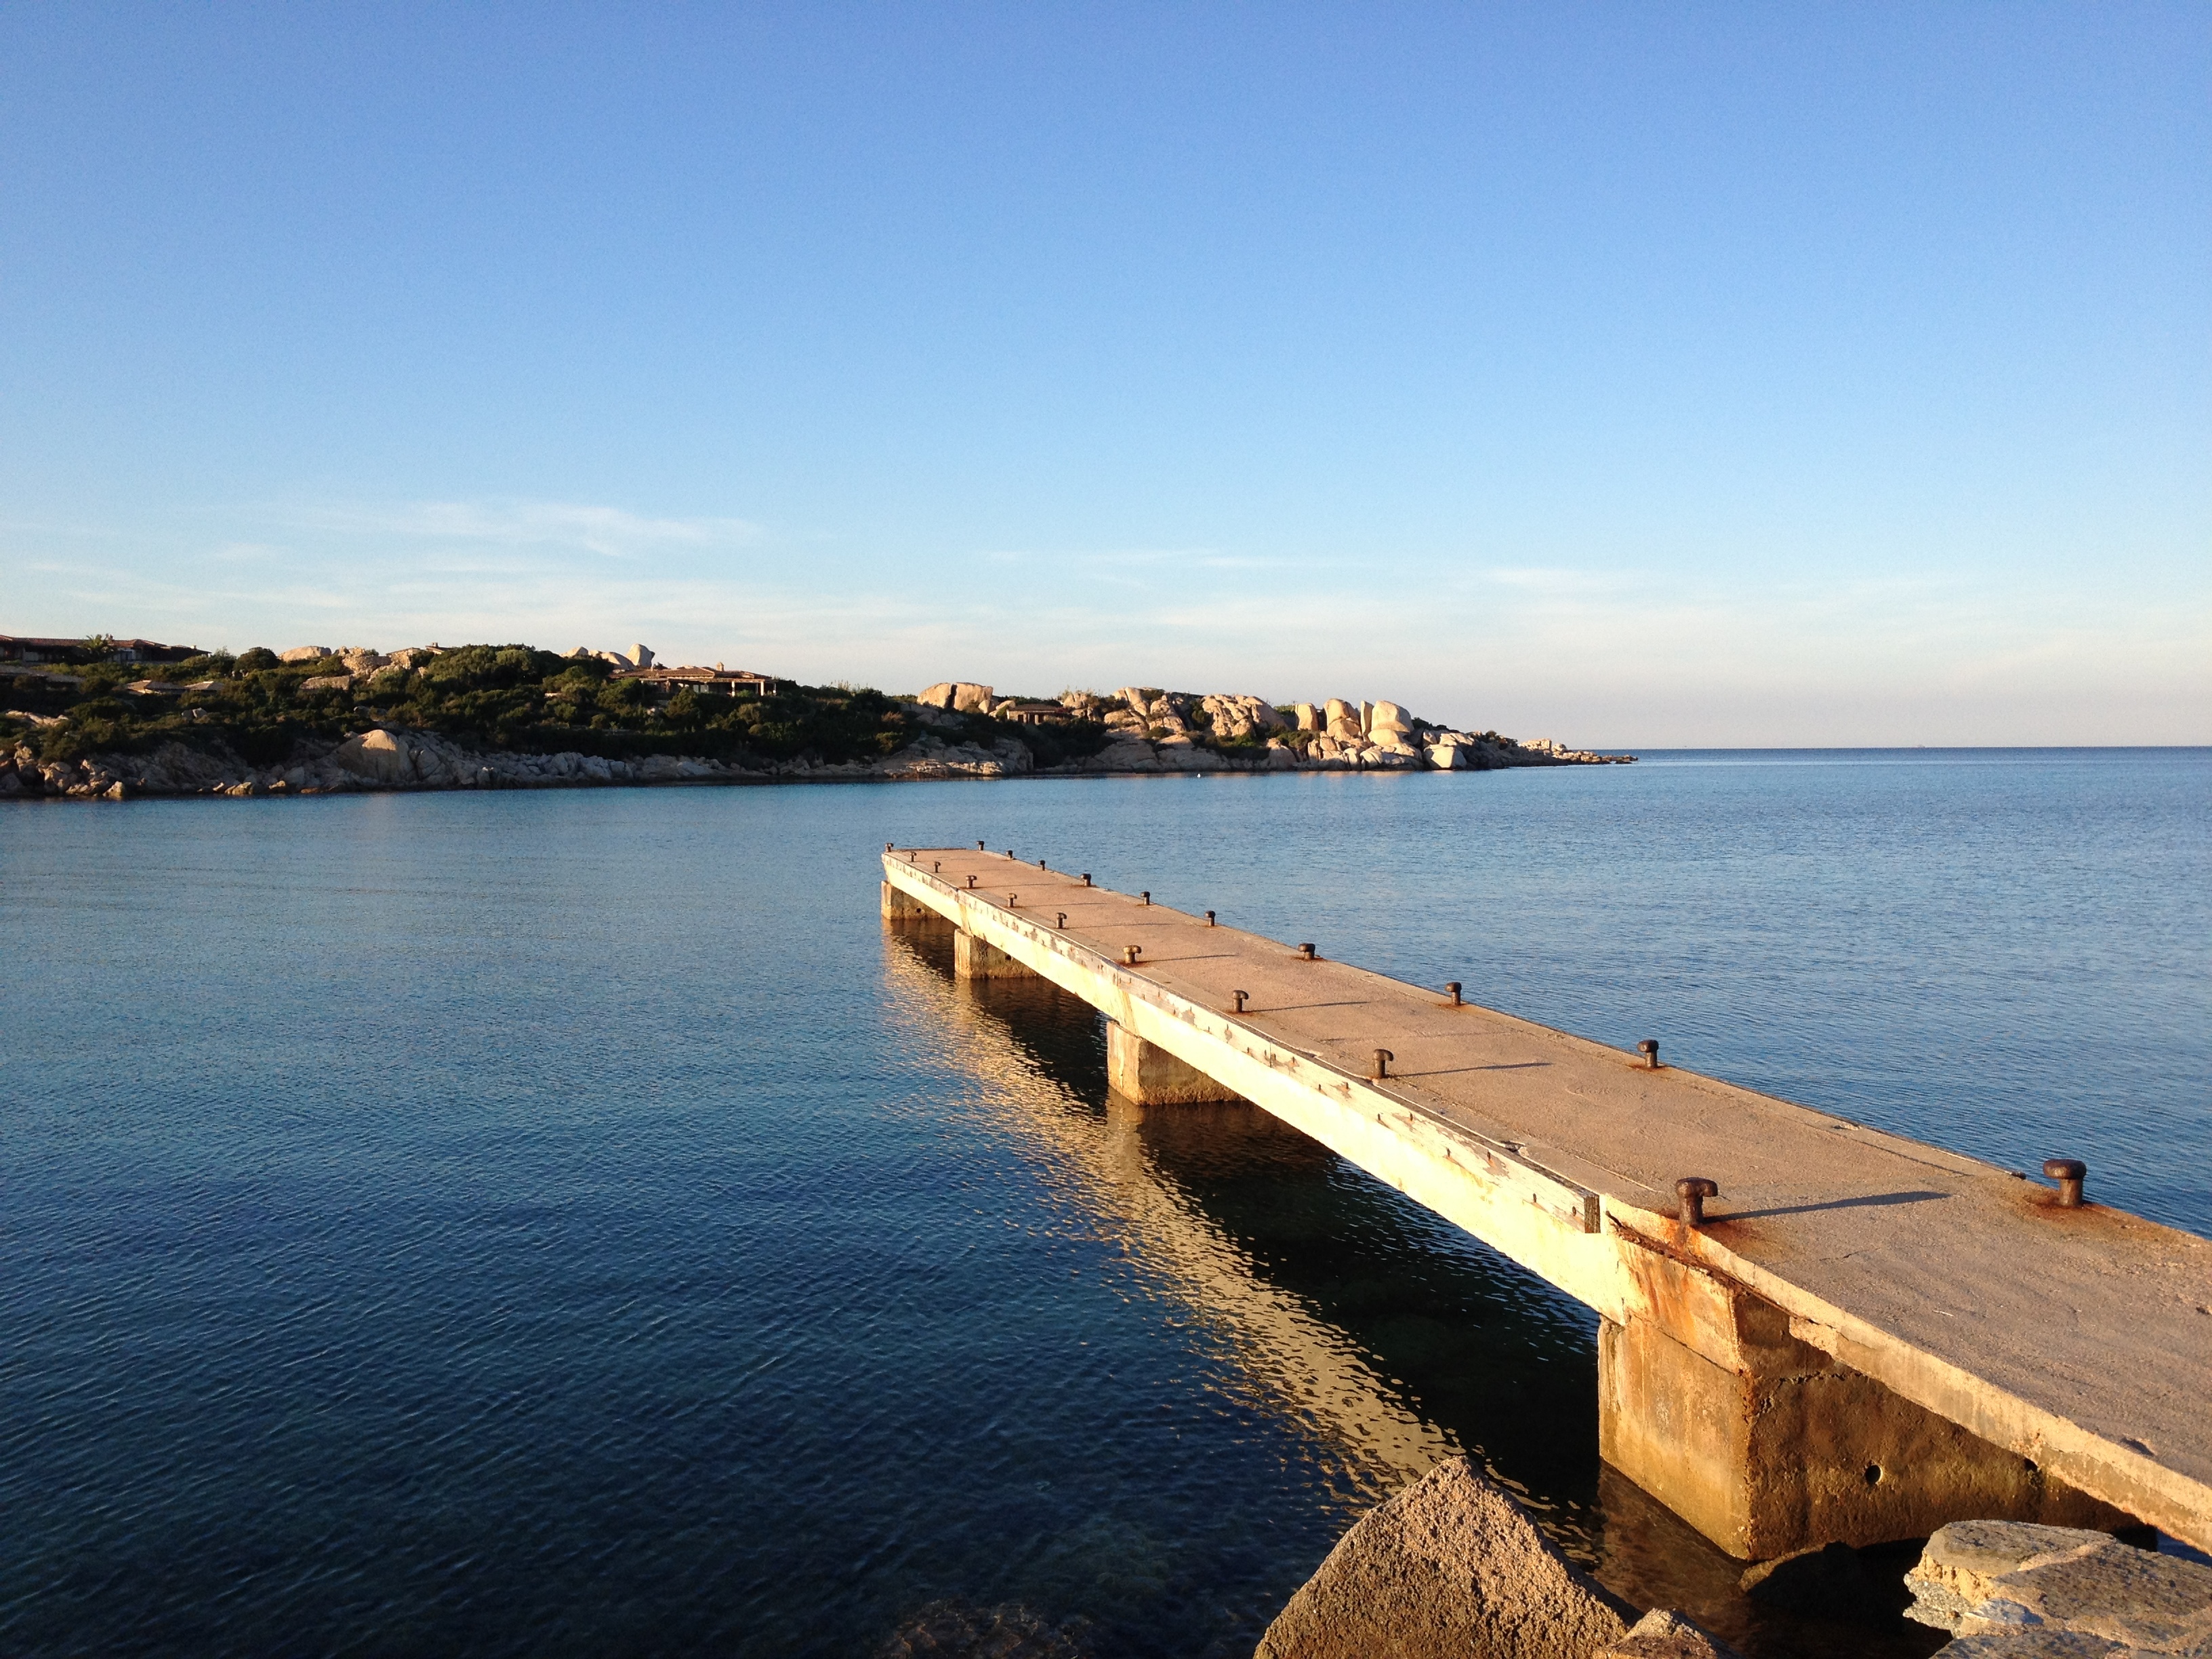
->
1108;1021;1243;1106
884;846;2212;1560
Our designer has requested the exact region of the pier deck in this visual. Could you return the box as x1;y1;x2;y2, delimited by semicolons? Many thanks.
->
884;846;2212;1557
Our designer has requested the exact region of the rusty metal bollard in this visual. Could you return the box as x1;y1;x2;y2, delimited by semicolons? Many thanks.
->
1637;1038;1660;1069
1676;1177;1719;1226
1082;874;1091;886
1297;943;1316;960
966;875;977;888
1231;989;1248;1013
1057;912;1067;928
1446;981;1462;1006
1141;891;1150;905
1206;911;1216;926
1123;945;1141;966
1372;1048;1394;1080
2043;1158;2087;1208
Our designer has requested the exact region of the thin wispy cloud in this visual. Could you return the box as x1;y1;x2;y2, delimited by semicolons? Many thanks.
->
276;498;762;559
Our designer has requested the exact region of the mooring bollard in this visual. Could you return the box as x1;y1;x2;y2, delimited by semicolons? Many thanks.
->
1008;894;1018;907
1057;912;1067;928
1082;874;1091;886
2043;1158;2087;1208
966;875;977;888
1206;910;1216;926
933;860;941;873
908;851;917;863
1372;1048;1394;1080
1123;945;1141;965
1141;891;1150;905
885;841;893;852
1038;858;1046;869
1232;989;1248;1013
1676;1176;1719;1226
976;840;985;851
1297;943;1316;960
1446;981;1462;1006
1637;1038;1660;1069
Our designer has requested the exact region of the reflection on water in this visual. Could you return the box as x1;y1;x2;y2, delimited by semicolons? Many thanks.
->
14;757;2190;1658
884;929;1944;1658
886;933;1471;1504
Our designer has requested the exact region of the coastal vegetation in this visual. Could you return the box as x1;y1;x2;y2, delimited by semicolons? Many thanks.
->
0;644;1113;772
1;639;1624;798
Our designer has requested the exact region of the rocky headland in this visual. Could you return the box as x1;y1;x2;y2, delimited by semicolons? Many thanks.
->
0;641;1633;801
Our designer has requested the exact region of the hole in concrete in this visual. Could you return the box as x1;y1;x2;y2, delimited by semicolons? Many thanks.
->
1863;1464;1883;1486
2024;1458;2039;1474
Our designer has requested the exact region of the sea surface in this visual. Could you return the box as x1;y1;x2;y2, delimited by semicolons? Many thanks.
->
3;749;2207;1658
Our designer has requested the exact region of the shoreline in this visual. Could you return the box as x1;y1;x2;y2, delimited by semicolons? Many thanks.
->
3;723;1629;802
3;649;1634;802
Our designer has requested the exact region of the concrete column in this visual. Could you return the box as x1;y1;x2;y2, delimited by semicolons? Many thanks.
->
953;927;1038;980
1105;1019;1242;1105
882;882;949;927
1600;1253;2135;1559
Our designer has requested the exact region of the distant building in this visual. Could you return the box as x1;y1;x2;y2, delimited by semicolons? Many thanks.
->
614;665;781;699
0;635;201;665
996;701;1076;726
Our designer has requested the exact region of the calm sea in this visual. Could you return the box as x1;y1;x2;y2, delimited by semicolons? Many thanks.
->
3;750;2207;1658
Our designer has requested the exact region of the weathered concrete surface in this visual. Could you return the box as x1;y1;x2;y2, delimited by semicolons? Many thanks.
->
1254;1457;1635;1659
1106;1019;1242;1105
952;928;1038;981
883;849;2212;1557
1595;1609;1745;1658
881;882;947;924
1602;1311;2130;1560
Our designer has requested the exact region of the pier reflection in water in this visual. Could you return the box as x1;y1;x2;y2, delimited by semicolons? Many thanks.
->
884;929;1945;1659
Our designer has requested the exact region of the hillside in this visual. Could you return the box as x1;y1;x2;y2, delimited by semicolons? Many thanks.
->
0;643;1627;800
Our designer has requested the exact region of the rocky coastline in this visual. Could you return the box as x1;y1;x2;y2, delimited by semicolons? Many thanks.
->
3;674;1633;802
1248;1458;2212;1659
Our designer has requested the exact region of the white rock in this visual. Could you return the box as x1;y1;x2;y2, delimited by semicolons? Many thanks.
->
327;729;417;783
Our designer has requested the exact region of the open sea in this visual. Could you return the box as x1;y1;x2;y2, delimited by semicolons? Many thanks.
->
3;749;2207;1658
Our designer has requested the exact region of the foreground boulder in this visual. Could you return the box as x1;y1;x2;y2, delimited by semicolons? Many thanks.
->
1906;1520;2212;1654
1254;1457;1635;1659
1595;1609;1744;1658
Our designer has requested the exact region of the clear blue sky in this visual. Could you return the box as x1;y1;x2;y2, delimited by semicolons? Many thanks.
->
4;3;2205;743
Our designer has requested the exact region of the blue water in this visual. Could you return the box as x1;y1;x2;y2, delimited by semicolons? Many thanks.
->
3;750;2207;1657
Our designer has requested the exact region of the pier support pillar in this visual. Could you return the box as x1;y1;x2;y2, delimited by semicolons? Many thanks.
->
1600;1242;2135;1559
954;927;1038;980
1106;1019;1242;1106
882;882;948;928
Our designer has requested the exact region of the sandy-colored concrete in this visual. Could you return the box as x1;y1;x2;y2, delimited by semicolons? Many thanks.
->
1599;1312;2129;1559
952;928;1038;981
1107;1019;1243;1105
886;848;2212;1557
